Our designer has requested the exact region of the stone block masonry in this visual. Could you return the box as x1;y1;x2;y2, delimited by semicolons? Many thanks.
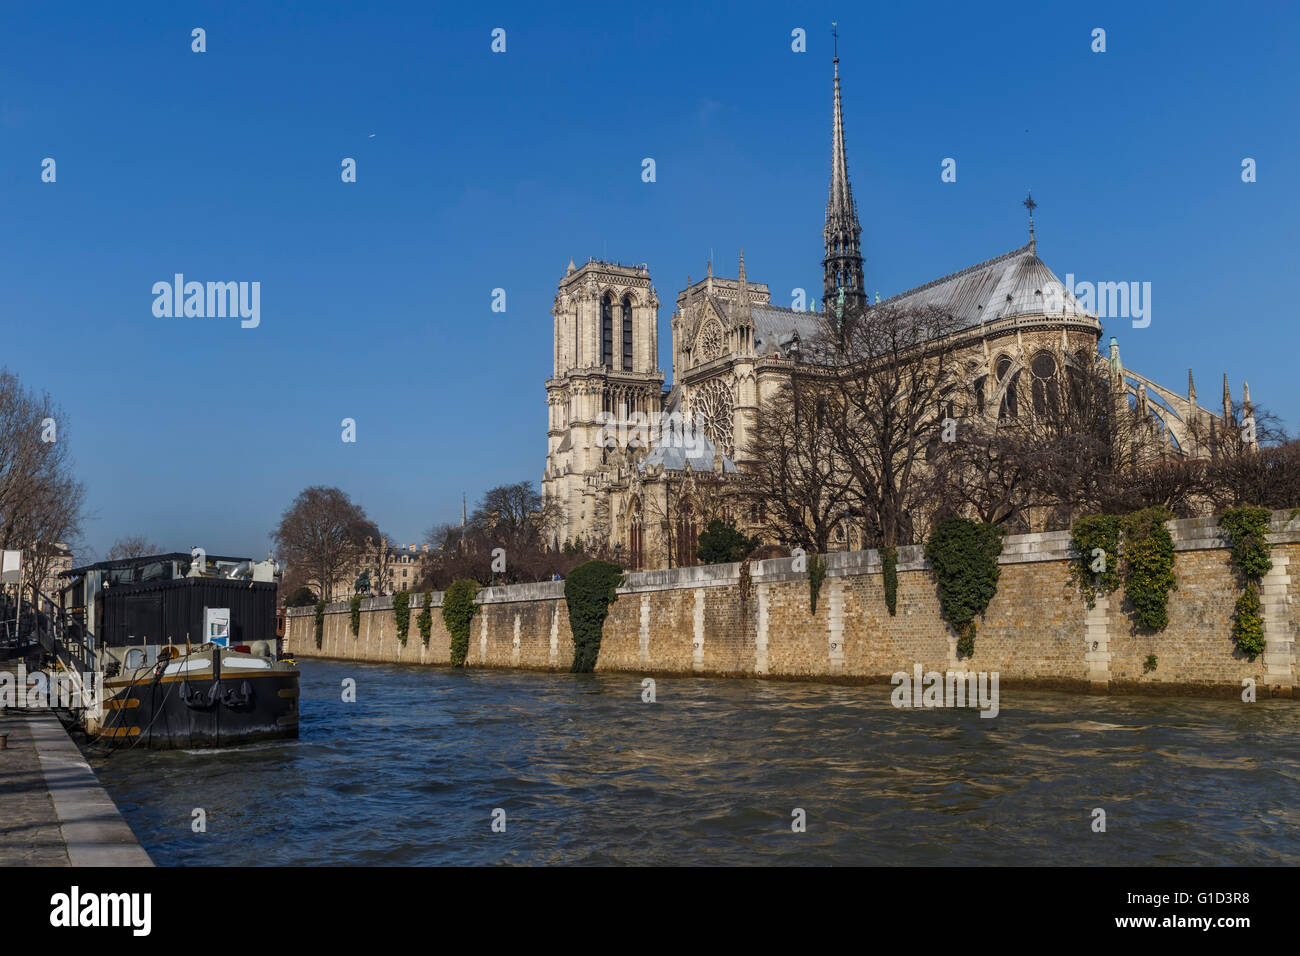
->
285;511;1300;698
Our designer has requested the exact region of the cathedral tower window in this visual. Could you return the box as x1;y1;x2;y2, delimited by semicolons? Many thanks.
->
601;294;614;367
622;296;634;371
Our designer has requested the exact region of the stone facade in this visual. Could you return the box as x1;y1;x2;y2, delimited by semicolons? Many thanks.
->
286;510;1300;699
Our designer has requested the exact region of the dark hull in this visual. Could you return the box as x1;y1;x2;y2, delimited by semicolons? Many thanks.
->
97;669;299;750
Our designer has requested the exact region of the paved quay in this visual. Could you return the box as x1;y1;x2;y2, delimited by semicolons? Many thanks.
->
0;710;69;865
0;709;152;867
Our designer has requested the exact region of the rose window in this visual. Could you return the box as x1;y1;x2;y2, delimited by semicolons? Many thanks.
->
694;379;734;457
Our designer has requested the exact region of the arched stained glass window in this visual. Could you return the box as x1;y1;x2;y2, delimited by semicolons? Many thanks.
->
1030;351;1060;416
997;356;1019;420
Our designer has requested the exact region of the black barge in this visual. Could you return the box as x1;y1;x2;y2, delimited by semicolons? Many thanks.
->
58;551;299;749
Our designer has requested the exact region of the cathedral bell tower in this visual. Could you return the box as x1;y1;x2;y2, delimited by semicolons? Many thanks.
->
543;259;665;547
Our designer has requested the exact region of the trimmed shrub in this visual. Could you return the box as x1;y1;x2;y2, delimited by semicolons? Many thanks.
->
442;579;480;667
697;519;759;565
564;560;624;673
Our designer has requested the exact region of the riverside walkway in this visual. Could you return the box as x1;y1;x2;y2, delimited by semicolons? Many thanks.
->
0;709;152;867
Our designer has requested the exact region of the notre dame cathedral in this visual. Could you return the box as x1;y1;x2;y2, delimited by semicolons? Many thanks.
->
542;54;1250;570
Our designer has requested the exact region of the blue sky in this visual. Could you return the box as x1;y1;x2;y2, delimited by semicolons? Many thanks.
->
3;0;1297;560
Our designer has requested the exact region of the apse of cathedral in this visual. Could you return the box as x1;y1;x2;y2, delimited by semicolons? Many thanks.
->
542;53;1249;570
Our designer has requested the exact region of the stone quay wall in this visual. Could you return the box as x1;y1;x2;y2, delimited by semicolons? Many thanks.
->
284;511;1300;698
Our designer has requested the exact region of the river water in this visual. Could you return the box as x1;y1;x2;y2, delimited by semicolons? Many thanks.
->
91;660;1300;865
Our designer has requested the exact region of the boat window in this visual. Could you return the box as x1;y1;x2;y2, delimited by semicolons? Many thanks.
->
139;561;169;582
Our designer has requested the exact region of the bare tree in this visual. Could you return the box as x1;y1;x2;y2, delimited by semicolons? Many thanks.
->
419;481;581;586
0;369;88;611
270;486;373;602
1181;400;1297;510
821;303;970;548
743;373;852;553
106;535;160;561
925;355;1202;530
470;482;563;556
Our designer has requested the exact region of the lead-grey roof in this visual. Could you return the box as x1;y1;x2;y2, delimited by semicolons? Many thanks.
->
638;433;738;474
879;242;1092;327
751;303;825;356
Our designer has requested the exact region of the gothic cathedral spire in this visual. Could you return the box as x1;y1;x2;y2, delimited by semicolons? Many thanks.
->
823;38;865;313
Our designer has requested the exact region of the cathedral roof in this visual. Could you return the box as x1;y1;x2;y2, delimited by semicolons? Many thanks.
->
878;242;1093;327
638;433;738;474
751;303;824;356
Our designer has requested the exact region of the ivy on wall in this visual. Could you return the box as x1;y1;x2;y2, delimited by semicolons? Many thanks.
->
417;592;434;647
442;580;480;667
808;555;827;615
882;546;898;617
393;590;411;646
1119;507;1177;631
564;560;623;673
314;600;325;650
1221;506;1273;659
1221;507;1273;579
737;556;753;618
924;517;1004;657
349;595;362;638
1233;583;1265;660
1069;514;1122;609
1070;508;1176;633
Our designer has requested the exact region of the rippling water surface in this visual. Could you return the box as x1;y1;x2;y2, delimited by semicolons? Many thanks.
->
91;661;1300;865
